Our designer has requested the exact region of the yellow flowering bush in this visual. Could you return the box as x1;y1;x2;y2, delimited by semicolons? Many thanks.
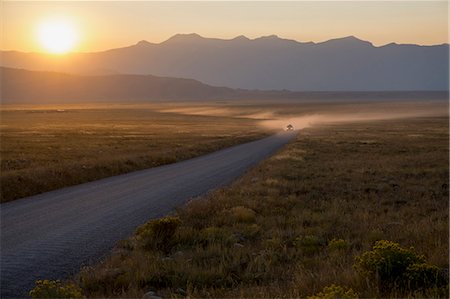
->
29;280;84;298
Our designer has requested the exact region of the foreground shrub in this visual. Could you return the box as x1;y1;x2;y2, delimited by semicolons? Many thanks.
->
29;280;84;298
137;216;181;253
355;240;424;288
355;240;447;294
308;284;359;299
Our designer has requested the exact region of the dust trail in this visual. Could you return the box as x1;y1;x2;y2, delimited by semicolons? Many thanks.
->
159;107;235;117
158;107;276;119
155;102;448;131
259;109;448;130
259;115;321;130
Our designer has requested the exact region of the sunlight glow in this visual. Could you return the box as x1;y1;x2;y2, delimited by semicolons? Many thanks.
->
37;18;78;54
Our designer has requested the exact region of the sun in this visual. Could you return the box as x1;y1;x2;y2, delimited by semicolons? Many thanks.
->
37;18;78;54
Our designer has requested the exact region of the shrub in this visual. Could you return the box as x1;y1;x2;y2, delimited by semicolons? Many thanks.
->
29;280;84;298
355;240;448;294
137;216;181;253
328;238;349;251
307;284;359;299
355;240;427;292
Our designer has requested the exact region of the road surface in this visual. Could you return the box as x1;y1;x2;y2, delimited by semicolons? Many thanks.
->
1;131;295;298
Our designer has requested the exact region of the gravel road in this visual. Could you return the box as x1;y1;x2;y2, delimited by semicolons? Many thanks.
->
1;131;295;298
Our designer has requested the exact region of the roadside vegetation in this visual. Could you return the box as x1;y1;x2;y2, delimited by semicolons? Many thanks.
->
0;107;270;202
50;116;447;298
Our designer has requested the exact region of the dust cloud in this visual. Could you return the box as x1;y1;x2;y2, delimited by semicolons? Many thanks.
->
156;101;448;131
260;110;448;130
158;107;276;120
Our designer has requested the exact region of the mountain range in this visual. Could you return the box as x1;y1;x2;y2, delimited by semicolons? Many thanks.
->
2;67;447;104
0;67;238;103
1;34;448;91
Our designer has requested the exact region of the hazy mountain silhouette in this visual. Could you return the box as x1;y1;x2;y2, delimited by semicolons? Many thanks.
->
1;34;448;91
0;67;237;103
3;67;447;104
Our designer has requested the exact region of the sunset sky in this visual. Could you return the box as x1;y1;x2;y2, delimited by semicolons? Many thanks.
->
1;1;448;53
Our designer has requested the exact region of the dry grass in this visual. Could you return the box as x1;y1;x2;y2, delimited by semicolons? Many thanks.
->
74;115;448;298
0;107;271;202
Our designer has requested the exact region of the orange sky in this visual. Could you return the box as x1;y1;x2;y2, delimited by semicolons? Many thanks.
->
1;1;448;53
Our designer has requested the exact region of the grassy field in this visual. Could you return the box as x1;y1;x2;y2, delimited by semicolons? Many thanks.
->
0;106;272;202
5;100;442;203
59;114;449;298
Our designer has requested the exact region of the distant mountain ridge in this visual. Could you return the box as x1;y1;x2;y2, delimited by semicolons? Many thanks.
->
0;67;237;103
2;67;448;104
1;34;448;91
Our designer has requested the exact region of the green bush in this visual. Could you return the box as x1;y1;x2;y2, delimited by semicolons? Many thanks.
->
307;284;359;299
354;240;447;294
29;280;84;298
355;240;424;286
137;216;181;253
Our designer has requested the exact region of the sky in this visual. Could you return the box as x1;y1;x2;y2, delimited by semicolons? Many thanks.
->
1;1;448;53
